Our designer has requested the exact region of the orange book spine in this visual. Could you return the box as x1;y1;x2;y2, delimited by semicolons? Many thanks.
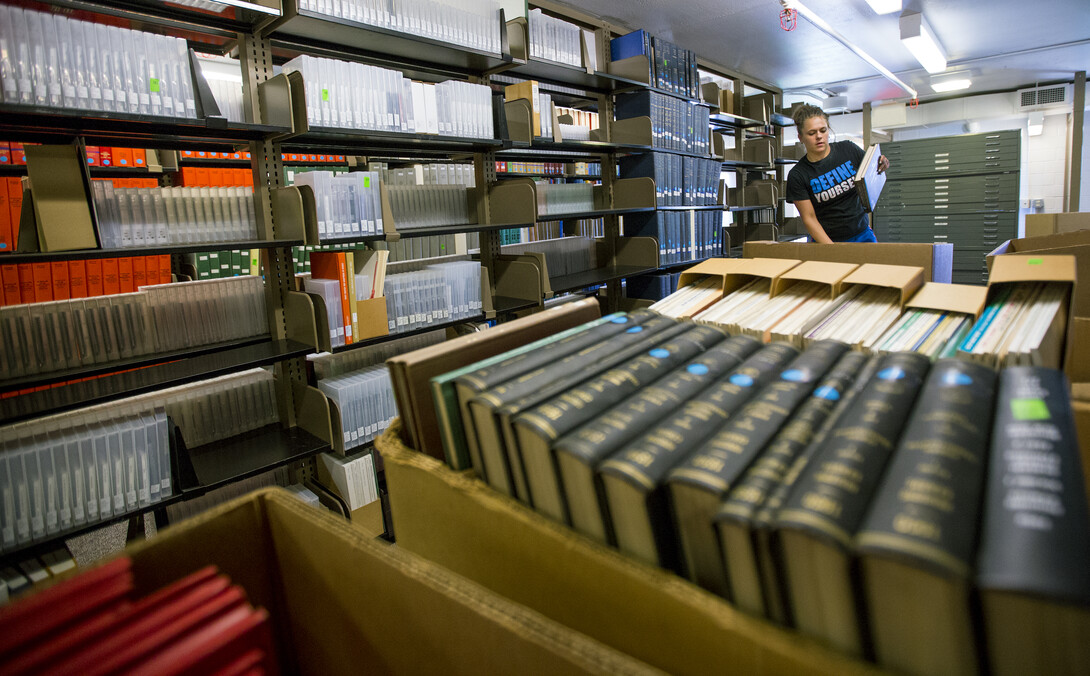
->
337;252;352;344
0;177;10;253
208;167;224;187
118;257;134;293
132;148;147;168
17;263;34;303
7;177;22;250
68;260;87;298
1;265;21;305
143;255;159;286
102;257;121;295
50;260;70;300
85;259;104;296
159;255;171;284
132;256;147;289
32;262;52;302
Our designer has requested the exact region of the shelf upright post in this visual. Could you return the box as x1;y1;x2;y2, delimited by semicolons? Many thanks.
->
239;30;300;429
599;90;622;313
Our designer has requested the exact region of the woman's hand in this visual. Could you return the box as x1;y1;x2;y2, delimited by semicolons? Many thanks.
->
877;154;890;174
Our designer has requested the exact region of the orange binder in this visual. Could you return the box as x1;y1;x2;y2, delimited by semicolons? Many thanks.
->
309;251;353;345
132;256;147;289
51;260;70;300
6;177;22;250
101;258;120;295
1;265;20;305
68;260;87;298
159;255;171;284
0;178;10;253
32;262;52;302
113;147;134;168
132;149;147;167
85;259;104;296
143;256;159;286
118;257;134;293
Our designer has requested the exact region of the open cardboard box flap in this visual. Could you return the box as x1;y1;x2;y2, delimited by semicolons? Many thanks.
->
773;260;859;298
905;282;989;318
112;488;661;676
841;263;925;308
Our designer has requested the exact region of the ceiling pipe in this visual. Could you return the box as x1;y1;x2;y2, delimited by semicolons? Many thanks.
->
781;0;918;99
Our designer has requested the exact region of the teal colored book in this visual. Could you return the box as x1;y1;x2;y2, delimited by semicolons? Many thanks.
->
431;313;621;470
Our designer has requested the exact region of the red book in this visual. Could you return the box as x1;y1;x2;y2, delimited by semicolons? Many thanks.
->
85;146;101;166
159;254;172;284
129;606;274;676
85;259;104;296
0;558;134;659
68;260;87;298
132;256;147;289
10;143;25;165
118;257;134;293
99;147;113;167
0;142;9;165
2;566;221;676
1;265;21;305
101;258;120;295
309;251;353;345
51;260;70;300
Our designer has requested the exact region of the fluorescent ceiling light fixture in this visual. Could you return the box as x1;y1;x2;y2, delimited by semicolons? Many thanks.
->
930;75;971;92
783;0;917;99
864;0;901;15
1028;112;1044;136
900;11;947;73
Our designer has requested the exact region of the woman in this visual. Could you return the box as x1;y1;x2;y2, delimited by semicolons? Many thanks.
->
785;104;889;243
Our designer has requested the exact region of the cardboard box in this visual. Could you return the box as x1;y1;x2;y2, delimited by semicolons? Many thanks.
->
841;263;925;309
988;230;1090;317
743;240;950;283
1025;212;1090;238
985;254;1076;372
377;426;879;676
1072;384;1090;498
111;488;659;675
773;260;859;299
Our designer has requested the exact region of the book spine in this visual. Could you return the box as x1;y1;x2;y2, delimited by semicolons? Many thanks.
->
719;351;873;526
667;340;851;495
514;324;727;442
959;284;1012;352
775;352;932;548
976;366;1090;604
600;342;800;491
855;359;998;577
476;315;682;409
555;334;763;466
458;309;656;393
337;252;352;344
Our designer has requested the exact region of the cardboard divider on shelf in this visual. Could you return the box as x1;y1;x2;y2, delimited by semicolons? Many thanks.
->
18;142;99;253
120;488;658;675
610;116;653;146
484;179;538;226
293;380;346;455
771;260;859;299
614;176;656;209
504;98;534;143
986;254;1076;373
607;54;652;85
285;289;389;353
271;184;319;242
376;424;877;676
743;240;950;284
903;282;989;319
262;71;306;141
840;263;925;310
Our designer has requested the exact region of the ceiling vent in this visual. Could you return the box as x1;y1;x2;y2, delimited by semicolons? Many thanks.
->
823;95;850;113
1016;84;1072;111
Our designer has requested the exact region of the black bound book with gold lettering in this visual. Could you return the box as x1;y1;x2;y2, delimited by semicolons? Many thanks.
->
716;351;873;622
854;359;997;676
976;366;1090;676
555;335;763;545
597;343;798;574
773;351;930;658
513;323;727;522
452;310;658;473
467;314;685;499
665;340;851;598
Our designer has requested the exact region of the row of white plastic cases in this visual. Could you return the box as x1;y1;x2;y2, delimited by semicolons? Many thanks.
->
92;184;259;248
317;365;398;451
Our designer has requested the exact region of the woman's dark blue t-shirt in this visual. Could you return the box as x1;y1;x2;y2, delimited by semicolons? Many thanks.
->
786;141;868;242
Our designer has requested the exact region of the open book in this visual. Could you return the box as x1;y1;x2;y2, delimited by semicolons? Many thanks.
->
854;144;886;213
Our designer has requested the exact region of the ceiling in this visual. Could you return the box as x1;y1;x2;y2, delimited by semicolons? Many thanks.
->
548;0;1090;109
